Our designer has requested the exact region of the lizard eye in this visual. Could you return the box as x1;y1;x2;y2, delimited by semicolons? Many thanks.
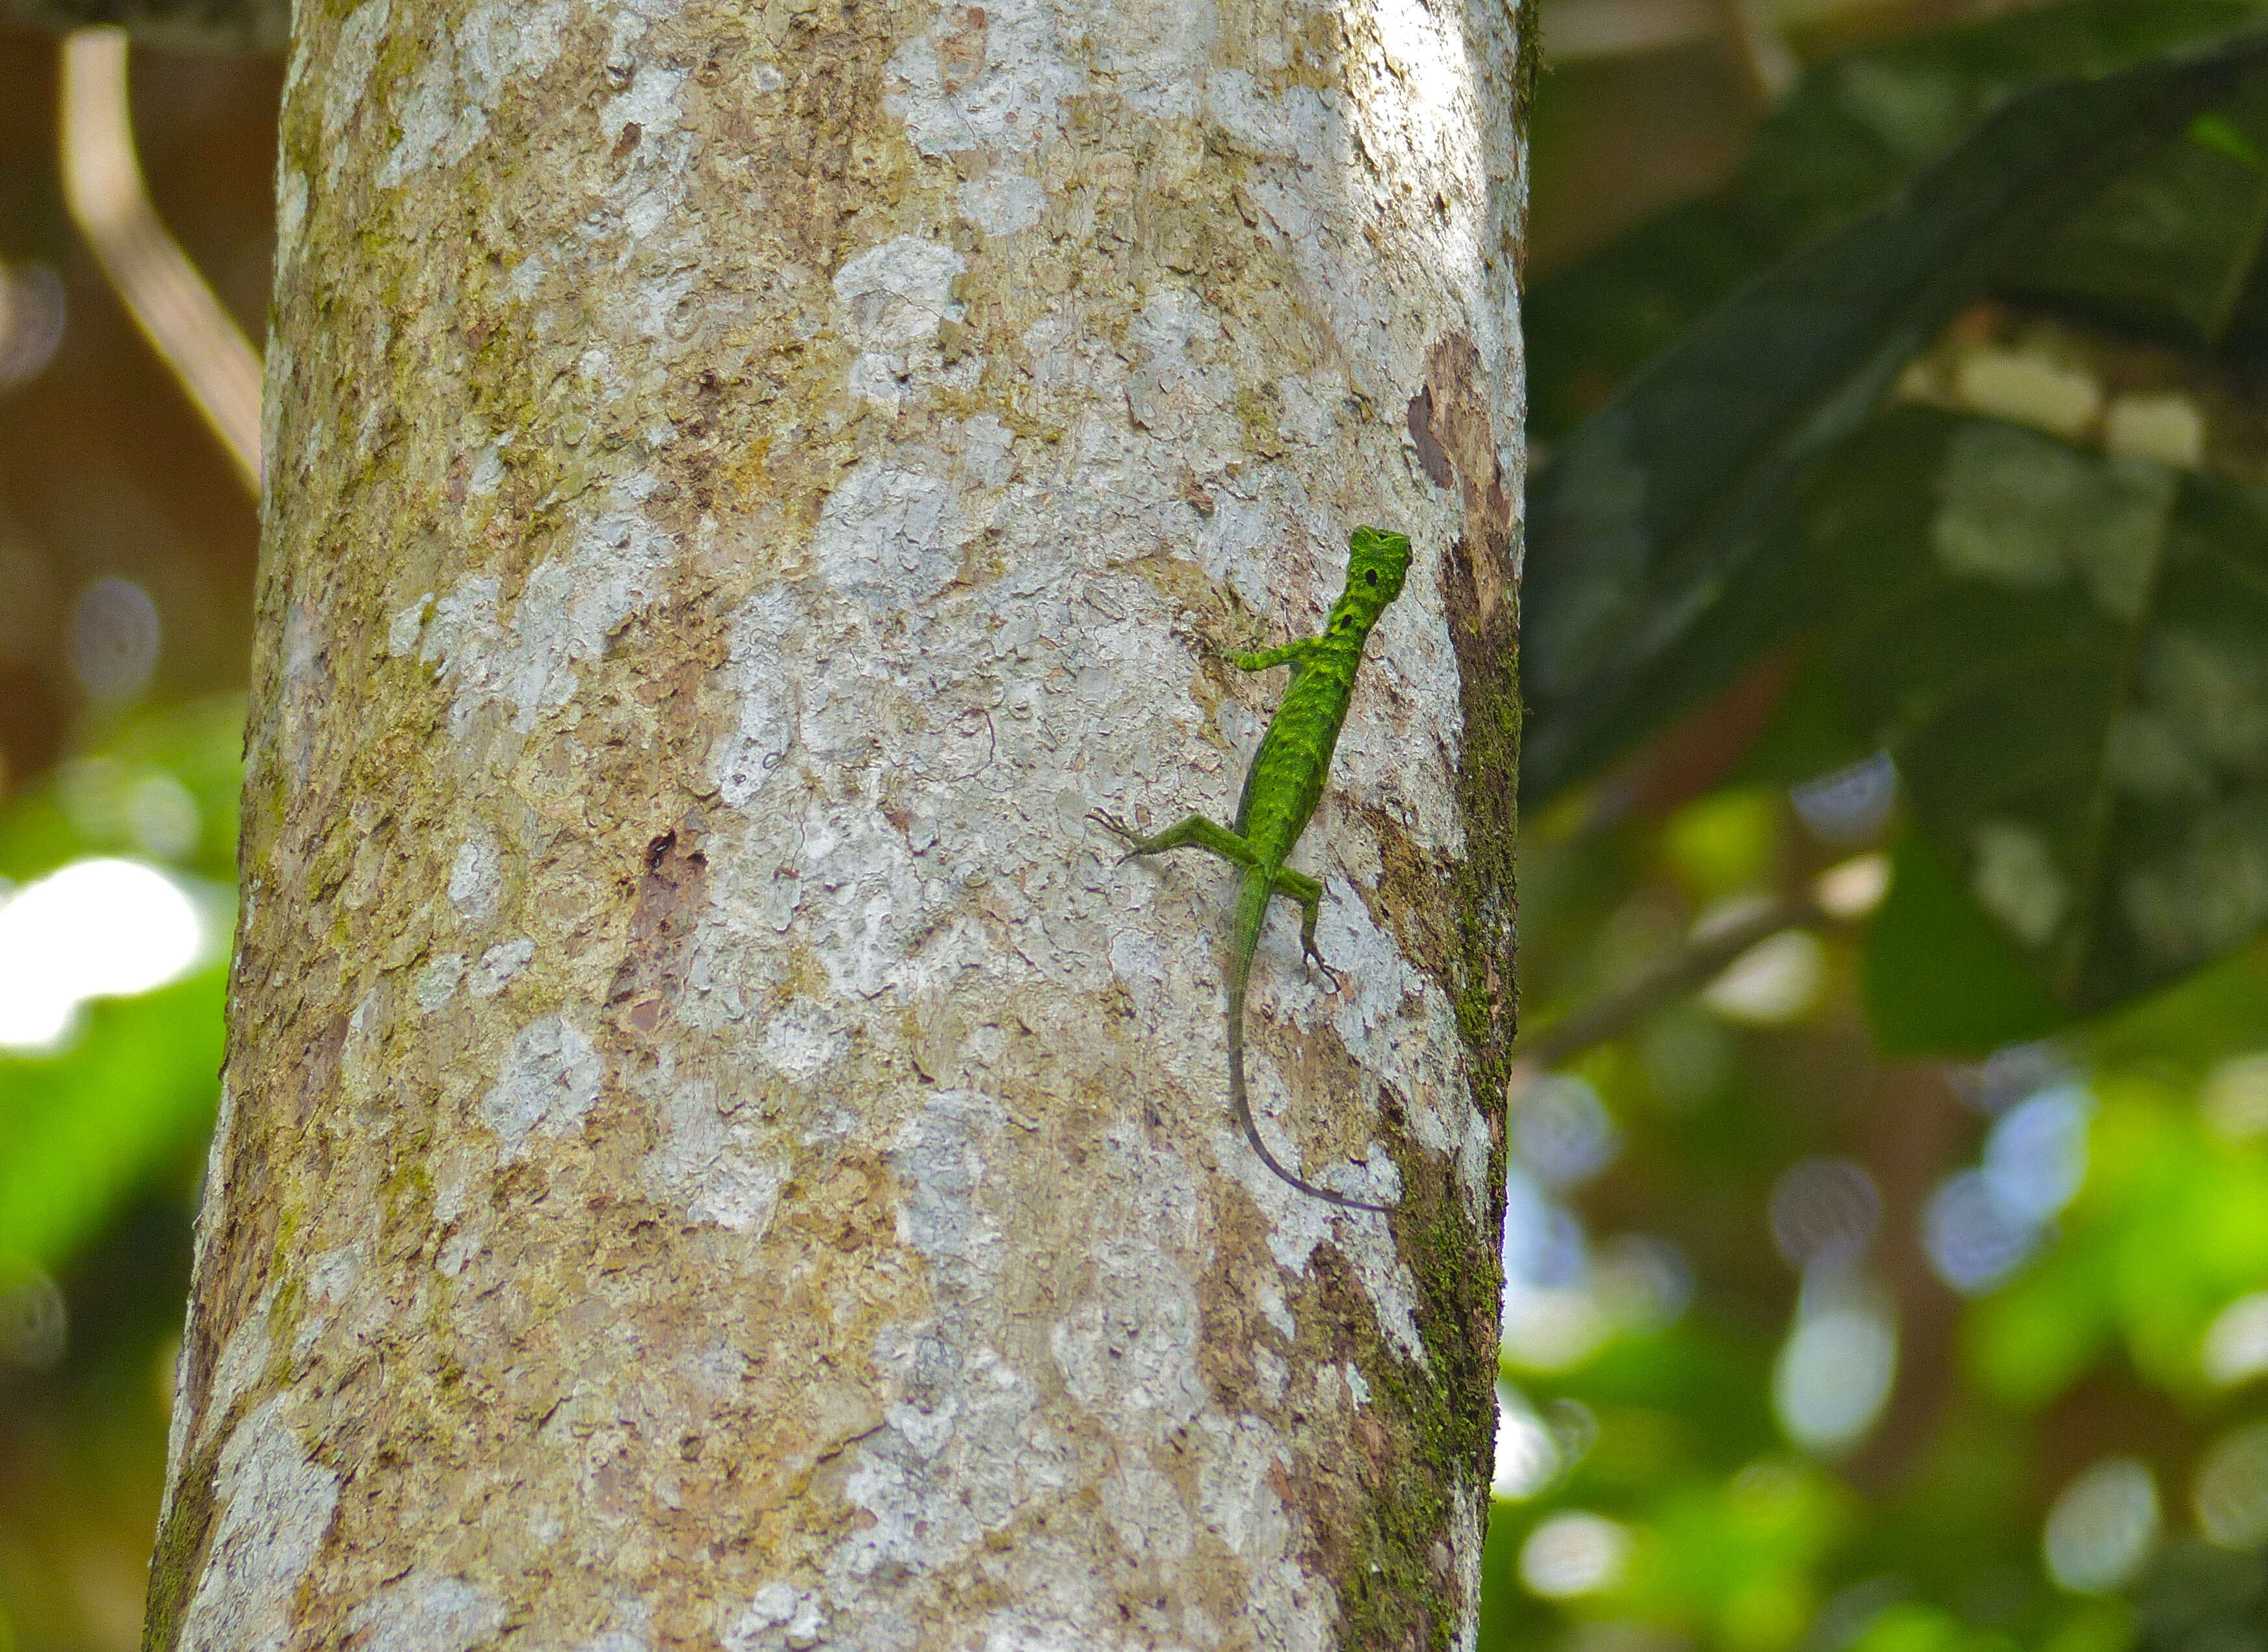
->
1364;570;1378;587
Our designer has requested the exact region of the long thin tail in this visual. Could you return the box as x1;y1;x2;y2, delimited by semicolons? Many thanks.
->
1228;871;1393;1215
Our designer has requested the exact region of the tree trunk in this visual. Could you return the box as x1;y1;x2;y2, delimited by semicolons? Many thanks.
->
146;0;1531;1641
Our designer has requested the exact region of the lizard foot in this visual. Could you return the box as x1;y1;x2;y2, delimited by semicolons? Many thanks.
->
1304;945;1346;994
1086;809;1144;861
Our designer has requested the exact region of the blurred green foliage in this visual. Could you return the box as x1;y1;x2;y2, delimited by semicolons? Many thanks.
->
0;698;233;1649
1527;1;2268;446
0;695;234;1267
1494;779;2268;1652
1502;3;2268;1650
1521;7;2268;811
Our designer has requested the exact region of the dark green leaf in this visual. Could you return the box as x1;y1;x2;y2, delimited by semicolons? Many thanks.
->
1520;23;2268;808
1814;404;2268;1016
2005;75;2268;345
1863;832;2063;1056
2079;937;2268;1074
1721;649;1873;791
1739;0;2268;246
1526;3;2268;439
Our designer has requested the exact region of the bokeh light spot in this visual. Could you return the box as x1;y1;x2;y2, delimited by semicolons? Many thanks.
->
2195;1421;2268;1550
1514;1073;1622;1190
2204;1052;2268;1142
1501;1287;1609;1374
1493;1386;1559;1501
0;858;205;1051
1981;1083;2091;1224
2202;1292;2268;1389
1774;1298;1898;1454
0;263;65;391
1949;1042;2076;1116
1770;1157;1883;1270
126;773;200;861
1922;1168;2040;1295
2044;1458;2159;1593
68;577;161;700
1790;752;1899;843
1520;1512;1633;1599
1502;1168;1589;1291
1593;1233;1693;1332
1703;928;1825;1025
1813;853;1892;920
0;1263;66;1370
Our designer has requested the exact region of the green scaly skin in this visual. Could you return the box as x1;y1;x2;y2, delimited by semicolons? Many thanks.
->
1092;527;1412;1214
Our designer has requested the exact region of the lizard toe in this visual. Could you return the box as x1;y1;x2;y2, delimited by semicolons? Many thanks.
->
1085;809;1146;860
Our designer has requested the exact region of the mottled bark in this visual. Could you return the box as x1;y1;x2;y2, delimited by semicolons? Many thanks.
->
151;0;1531;1642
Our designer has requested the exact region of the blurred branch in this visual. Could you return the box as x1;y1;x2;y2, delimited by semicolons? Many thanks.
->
1544;0;1718;60
59;27;263;500
1540;0;2056;70
1717;0;1799;101
1510;891;1827;1084
5;0;283;55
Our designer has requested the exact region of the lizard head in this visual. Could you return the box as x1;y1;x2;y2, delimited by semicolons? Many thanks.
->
1330;527;1412;633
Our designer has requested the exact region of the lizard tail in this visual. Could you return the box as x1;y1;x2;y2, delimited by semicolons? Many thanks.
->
1228;870;1393;1216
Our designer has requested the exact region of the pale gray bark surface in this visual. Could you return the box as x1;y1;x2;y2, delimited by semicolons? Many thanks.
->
149;0;1531;1643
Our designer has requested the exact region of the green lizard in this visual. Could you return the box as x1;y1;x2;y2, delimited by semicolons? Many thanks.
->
1091;525;1412;1214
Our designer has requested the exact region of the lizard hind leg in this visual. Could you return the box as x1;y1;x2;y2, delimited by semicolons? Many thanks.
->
1271;867;1345;993
1087;810;1256;868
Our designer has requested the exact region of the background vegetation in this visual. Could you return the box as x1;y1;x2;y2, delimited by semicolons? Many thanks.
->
5;1;2268;1645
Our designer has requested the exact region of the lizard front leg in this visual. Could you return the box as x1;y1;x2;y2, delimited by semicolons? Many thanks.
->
1231;639;1314;673
1088;811;1257;868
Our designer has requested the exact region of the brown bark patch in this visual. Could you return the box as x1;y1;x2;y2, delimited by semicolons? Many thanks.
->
1409;334;1514;631
1414;331;1519;1078
607;819;711;1037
